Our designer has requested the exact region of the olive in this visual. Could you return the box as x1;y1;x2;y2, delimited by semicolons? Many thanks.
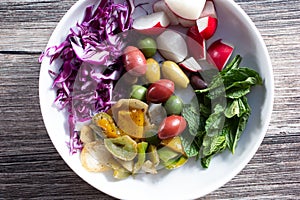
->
158;115;187;139
123;46;147;76
190;75;208;90
161;61;190;88
138;37;157;58
146;79;175;103
145;58;160;83
130;85;147;101
164;95;183;115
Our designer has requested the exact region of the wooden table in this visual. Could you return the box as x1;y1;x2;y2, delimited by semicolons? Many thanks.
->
1;0;299;199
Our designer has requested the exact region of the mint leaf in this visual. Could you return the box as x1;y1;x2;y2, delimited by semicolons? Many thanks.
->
205;104;225;137
201;134;227;168
182;101;200;136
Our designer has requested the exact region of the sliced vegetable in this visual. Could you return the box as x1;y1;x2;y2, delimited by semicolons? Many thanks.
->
157;30;188;63
40;0;135;154
179;57;203;73
164;0;206;20
165;155;188;170
92;112;120;138
158;147;180;163
187;26;206;60
153;0;179;25
207;39;234;71
133;142;148;174
148;145;160;167
80;125;96;144
196;16;218;40
104;135;138;161
80;140;114;172
132;12;170;35
161;136;185;155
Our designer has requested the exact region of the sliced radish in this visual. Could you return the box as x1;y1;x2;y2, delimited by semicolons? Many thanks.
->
196;16;218;40
200;0;217;18
179;57;203;72
178;17;196;28
165;0;206;20
187;25;206;60
153;1;179;26
156;30;188;63
207;39;234;71
132;12;170;35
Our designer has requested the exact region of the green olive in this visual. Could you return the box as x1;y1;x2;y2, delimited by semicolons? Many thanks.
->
130;85;147;101
164;95;183;115
138;37;157;58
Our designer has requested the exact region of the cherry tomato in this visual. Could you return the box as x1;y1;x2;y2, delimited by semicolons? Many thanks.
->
123;46;147;76
158;115;187;139
146;79;175;103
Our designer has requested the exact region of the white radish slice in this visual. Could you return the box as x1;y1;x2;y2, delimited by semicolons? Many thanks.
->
132;12;170;35
153;0;179;26
179;57;203;72
164;0;206;20
178;17;196;28
187;25;206;60
196;16;218;40
207;39;234;71
156;30;188;63
200;0;217;18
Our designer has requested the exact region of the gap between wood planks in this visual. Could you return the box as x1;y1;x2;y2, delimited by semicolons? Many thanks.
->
0;51;42;55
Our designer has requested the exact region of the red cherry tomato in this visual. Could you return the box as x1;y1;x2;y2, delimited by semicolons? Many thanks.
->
158;115;187;139
146;79;175;103
123;46;147;76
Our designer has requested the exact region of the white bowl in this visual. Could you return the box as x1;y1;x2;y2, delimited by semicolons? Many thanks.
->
39;0;274;199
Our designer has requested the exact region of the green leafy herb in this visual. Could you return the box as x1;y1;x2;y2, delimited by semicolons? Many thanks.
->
201;134;227;168
191;55;262;168
182;102;200;136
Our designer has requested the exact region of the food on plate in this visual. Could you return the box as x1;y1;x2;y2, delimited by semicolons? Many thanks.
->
40;0;262;179
132;11;170;35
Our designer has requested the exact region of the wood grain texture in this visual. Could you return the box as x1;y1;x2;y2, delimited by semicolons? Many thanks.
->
0;0;299;199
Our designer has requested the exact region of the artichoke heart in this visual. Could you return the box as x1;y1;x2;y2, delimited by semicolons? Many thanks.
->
104;135;138;161
80;140;114;172
111;99;150;139
92;112;120;138
161;136;185;155
133;142;148;174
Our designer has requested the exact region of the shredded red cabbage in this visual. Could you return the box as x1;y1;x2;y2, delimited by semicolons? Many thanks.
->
40;0;134;154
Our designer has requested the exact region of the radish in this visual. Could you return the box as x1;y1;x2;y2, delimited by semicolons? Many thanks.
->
178;17;196;28
200;0;217;18
156;30;188;63
196;16;218;40
132;12;170;35
179;57;203;72
153;0;179;26
187;25;206;60
207;39;234;71
165;0;206;20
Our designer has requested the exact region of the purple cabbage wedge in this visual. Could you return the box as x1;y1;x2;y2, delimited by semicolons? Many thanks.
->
40;0;134;154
